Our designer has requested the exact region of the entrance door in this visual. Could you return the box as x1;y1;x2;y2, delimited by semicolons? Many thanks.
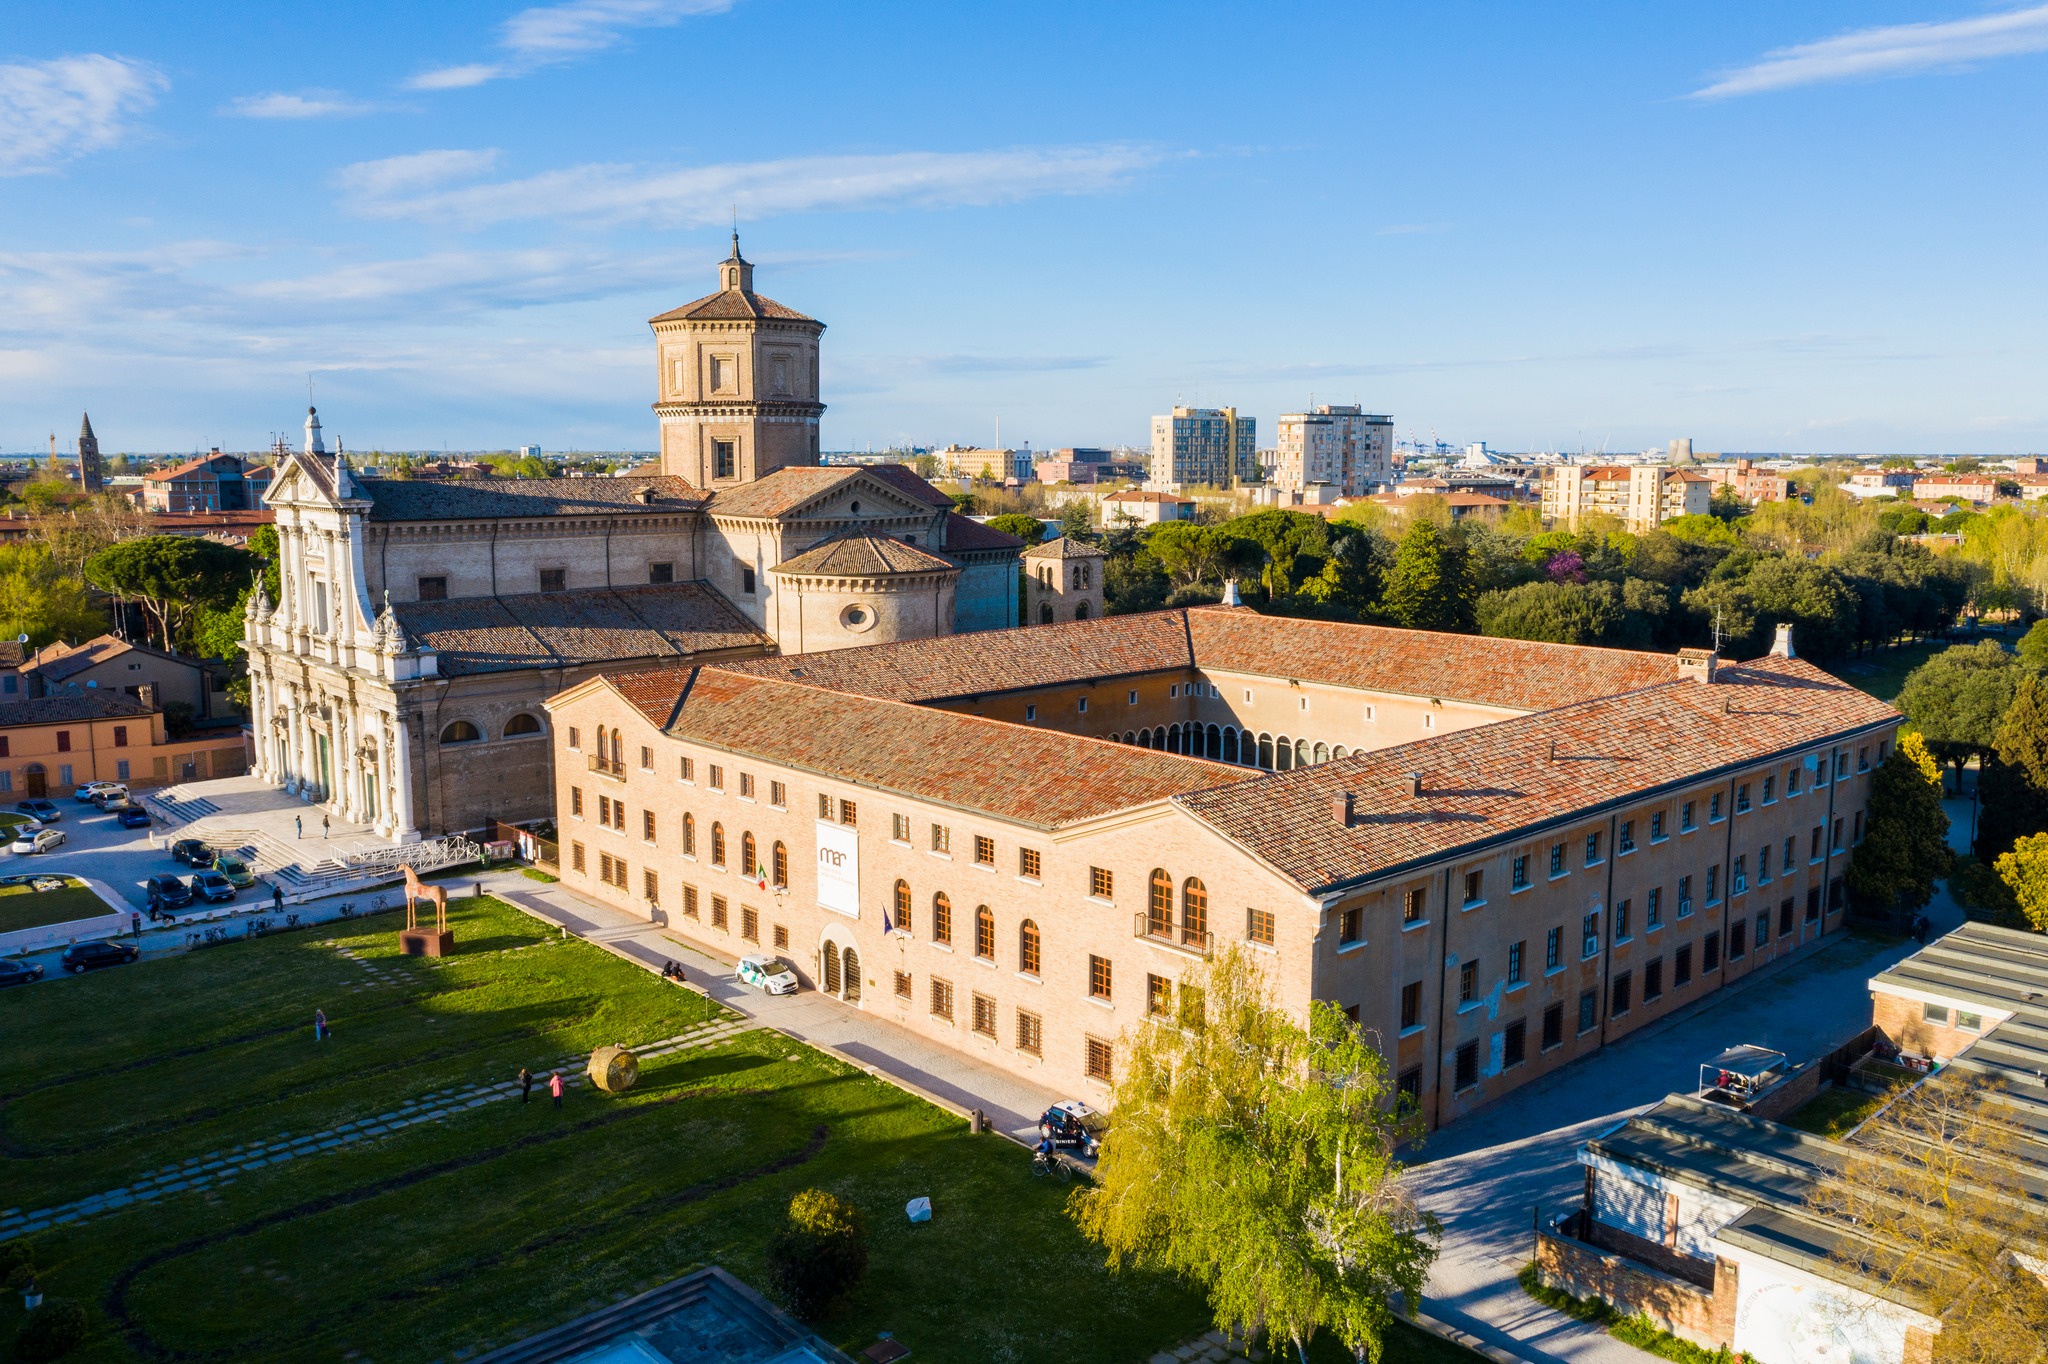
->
360;769;378;822
822;946;841;995
23;766;45;798
841;947;861;1004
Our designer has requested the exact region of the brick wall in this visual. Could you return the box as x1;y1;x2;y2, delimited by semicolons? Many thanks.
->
1872;989;1998;1063
1584;1216;1715;1289
1535;1225;1725;1350
1745;1059;1825;1121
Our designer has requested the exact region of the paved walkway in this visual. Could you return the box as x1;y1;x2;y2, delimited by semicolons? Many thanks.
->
495;878;1067;1145
1403;873;1971;1364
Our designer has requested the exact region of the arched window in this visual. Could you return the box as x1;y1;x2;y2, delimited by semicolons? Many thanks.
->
1223;726;1239;764
1296;738;1311;769
595;725;608;756
1332;745;1349;760
741;832;757;880
841;946;860;1003
1206;724;1221;759
439;720;481;744
1313;741;1329;765
1153;726;1168;748
893;879;912;934
1137;729;1152;750
1040;602;1054;624
1181;878;1208;947
1258;732;1274;769
682;813;696;856
1276;735;1294;771
611;730;623;768
504;713;542;737
1147;868;1173;938
711;822;726;867
1074;600;1090;621
932;893;953;945
1020;919;1041;975
1167;723;1180;753
975;905;995;960
773;840;788;888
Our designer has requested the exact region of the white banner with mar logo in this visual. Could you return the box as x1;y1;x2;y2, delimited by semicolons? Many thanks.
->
816;820;860;918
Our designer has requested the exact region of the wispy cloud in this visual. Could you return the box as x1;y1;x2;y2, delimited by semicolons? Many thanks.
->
407;0;734;90
337;143;1169;227
222;90;377;120
0;54;164;175
1693;3;2048;99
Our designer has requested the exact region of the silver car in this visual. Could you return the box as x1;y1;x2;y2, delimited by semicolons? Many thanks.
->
10;828;67;855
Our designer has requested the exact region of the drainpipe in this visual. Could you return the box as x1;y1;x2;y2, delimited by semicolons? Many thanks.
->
1430;864;1454;1131
1596;811;1620;1046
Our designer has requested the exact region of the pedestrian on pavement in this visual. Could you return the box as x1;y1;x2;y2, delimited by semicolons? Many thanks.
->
295;815;302;839
272;883;284;914
519;1067;533;1103
322;815;331;839
314;1008;328;1042
549;1071;563;1108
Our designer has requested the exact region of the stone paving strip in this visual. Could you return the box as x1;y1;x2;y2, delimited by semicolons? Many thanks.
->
1148;1329;1267;1364
0;1013;756;1243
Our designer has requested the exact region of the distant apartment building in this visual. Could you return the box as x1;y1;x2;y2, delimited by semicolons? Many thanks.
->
1101;489;1196;526
1912;472;2000;504
1700;459;1791;506
1541;464;1711;531
933;446;1033;483
1842;469;1918;499
1149;407;1256;490
1268;406;1391;497
1034;448;1114;485
142;451;273;513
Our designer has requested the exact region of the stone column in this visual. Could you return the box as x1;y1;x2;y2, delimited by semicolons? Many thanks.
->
390;716;421;843
373;716;396;838
283;697;304;795
248;670;270;781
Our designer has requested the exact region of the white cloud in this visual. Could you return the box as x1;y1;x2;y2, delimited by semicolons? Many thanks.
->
1694;3;2048;99
222;90;376;120
339;144;1169;228
407;0;734;89
0;54;165;175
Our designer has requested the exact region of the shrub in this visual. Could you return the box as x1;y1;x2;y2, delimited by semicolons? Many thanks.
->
14;1298;88;1362
0;1242;31;1284
766;1189;867;1320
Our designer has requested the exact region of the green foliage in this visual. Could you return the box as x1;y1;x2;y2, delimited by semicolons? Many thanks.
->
2021;620;2048;672
1069;946;1438;1362
0;1242;32;1285
1057;500;1095;541
0;543;105;646
765;1189;868;1320
1846;732;1952;916
982;513;1045;544
1382;521;1474;632
82;536;259;652
948;491;978;514
1659;513;1742;548
12;1298;87;1362
19;478;70;516
1148;523;1251;591
161;701;196;740
1994;833;2048;933
1895;641;2022;782
483;454;550;479
1476;580;1624;646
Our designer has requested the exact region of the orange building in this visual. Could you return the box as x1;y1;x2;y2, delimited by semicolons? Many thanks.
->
0;690;247;798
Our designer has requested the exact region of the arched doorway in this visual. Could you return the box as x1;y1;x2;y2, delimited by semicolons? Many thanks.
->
841;946;861;1003
822;946;841;995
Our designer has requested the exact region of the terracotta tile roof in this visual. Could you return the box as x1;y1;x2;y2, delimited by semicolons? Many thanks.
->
393;583;766;675
772;530;957;577
940;512;1025;555
1022;535;1105;560
22;636;135;682
0;641;25;669
715;610;1195;702
362;475;704;521
1175;656;1899;893
706;465;952;520
0;692;155;727
605;667;1255;829
1182;608;1678;711
649;289;818;324
1103;490;1192;504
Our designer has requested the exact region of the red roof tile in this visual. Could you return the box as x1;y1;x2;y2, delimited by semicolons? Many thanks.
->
648;289;818;324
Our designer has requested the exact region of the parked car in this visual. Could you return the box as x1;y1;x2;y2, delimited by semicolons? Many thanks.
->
0;959;44;987
212;854;256;889
15;800;59;823
169;839;214;867
1039;1100;1106;1158
90;790;132;809
189;870;237;903
76;782;126;804
61;940;139;973
115;806;153;829
10;828;66;855
736;954;800;996
145;874;193;910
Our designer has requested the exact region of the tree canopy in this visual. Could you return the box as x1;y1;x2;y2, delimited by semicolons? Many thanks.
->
1845;732;1952;917
1896;642;2023;789
82;535;259;652
1381;520;1474;632
982;513;1046;544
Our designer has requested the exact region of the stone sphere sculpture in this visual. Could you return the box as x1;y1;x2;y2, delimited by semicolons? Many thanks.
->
587;1044;639;1093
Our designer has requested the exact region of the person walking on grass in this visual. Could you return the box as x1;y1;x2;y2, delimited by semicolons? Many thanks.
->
314;1008;328;1042
549;1071;563;1109
519;1067;533;1104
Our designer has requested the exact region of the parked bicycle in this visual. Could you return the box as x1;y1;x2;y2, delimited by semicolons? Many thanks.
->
1031;1147;1071;1181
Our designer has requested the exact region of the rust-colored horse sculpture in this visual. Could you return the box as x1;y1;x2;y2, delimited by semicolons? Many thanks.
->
400;864;453;956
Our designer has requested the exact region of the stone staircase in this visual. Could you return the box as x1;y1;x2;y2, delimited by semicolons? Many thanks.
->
474;1266;852;1364
139;793;483;903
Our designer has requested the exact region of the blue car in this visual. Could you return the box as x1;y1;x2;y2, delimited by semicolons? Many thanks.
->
116;806;152;829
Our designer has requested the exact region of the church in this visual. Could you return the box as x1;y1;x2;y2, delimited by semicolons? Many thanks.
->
243;239;1025;839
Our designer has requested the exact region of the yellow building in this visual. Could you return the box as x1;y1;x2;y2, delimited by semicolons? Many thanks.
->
0;690;246;798
1541;464;1711;530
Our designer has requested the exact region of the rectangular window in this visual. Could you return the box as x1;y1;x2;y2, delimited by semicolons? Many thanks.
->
1762;776;1775;804
1730;919;1748;958
1089;954;1112;1001
769;780;786;808
1618;820;1635;854
1454;1041;1480;1092
1674;943;1693;985
1545;926;1562;971
972;993;997;1037
1401;980;1423;1030
1512;855;1529;890
931;977;954;1021
1646;887;1662;929
1780;898;1796;937
1644;958;1663;1002
714;440;736;479
1549;842;1565;876
1507;940;1525;985
1923;1001;1949;1024
1404;887;1426;922
643;809;656;842
1788;765;1802;796
682;885;698;919
741;905;758;942
1578;990;1598;1034
840;799;857;827
1735;783;1751;814
1147;973;1172;1017
1784;836;1796;872
931;823;951;853
112;726;127;748
1807;887;1822;922
1707;866;1720;902
1582;912;1600;959
974;834;995;866
773;923;788;950
643;868;659;904
648;561;674;585
572;841;585;872
1813;826;1824;860
1832;818;1844;851
1247;906;1275;945
1503;1019;1527;1069
1611;971;1632;1016
1542;1002;1564;1051
1025;705;1036;722
677;755;691;781
1017;1009;1043;1055
1733;856;1747;895
1650;811;1666;841
1020;847;1041;879
1584;832;1601;866
639;746;654;771
1681;800;1695;832
819;793;832;819
1091;866;1113;899
116;759;128;780
1759;846;1772;883
1710;793;1724;822
1613;899;1631;941
1085;1037;1113;1082
1463;869;1484;904
1339;906;1363;945
894;970;912;1000
538;568;566;593
1458;960;1478;1004
55;731;70;753
739;772;754;798
569;728;582;751
1703;930;1721;971
417;575;448;601
1957;1010;1982;1031
706;764;724;790
711;895;728;931
891;812;910;842
1678;875;1693;917
1397;1067;1422;1106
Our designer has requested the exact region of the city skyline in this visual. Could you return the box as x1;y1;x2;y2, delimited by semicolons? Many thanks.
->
6;2;2048;453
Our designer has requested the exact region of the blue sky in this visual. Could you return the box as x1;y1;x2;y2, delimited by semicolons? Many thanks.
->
5;2;2048;456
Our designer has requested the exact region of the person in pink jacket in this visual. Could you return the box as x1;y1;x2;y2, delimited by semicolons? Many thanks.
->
549;1071;564;1109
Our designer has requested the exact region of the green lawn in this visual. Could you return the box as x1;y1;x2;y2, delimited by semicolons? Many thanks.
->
1826;638;1947;703
0;881;113;936
1781;1085;1889;1139
0;895;1473;1364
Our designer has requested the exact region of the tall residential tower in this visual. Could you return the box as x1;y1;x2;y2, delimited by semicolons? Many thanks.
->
1149;406;1256;490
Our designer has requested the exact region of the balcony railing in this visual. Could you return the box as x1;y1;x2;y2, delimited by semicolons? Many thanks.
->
1133;912;1212;957
586;754;626;782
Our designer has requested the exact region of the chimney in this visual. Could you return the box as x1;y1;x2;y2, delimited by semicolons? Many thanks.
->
1331;792;1354;827
1677;648;1718;684
1770;623;1795;659
1221;578;1242;607
1406;771;1423;798
137;682;159;709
